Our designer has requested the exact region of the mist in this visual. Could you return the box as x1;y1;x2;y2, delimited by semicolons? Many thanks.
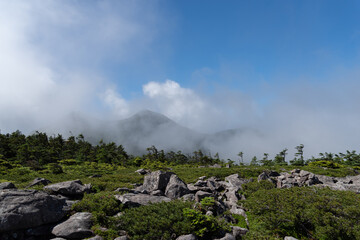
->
1;1;360;163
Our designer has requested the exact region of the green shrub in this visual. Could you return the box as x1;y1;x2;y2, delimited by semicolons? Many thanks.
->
308;160;343;169
72;192;122;226
199;197;216;211
240;180;275;199
47;163;63;174
232;214;247;228
183;208;229;239
59;159;77;165
116;200;194;240
243;187;360;239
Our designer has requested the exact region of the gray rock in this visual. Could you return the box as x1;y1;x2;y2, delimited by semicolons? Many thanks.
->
225;174;249;190
114;236;130;240
195;190;212;202
0;182;16;190
284;237;298;240
115;193;171;207
135;168;149;175
198;176;207;181
194;180;207;187
26;224;55;236
114;187;136;193
87;235;104;240
44;180;91;198
50;238;67;240
150;189;164;196
214;233;236;240
0;190;67;232
165;174;190;199
209;164;222;168
52;212;94;239
88;174;102;178
229;206;246;217
232;226;248;238
27;177;51;187
181;193;195;201
138;170;174;192
176;234;197;240
224;189;240;206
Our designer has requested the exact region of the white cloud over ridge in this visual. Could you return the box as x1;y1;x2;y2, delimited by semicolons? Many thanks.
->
1;1;360;162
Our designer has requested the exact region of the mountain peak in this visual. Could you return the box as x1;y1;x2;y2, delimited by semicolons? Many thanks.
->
129;110;172;124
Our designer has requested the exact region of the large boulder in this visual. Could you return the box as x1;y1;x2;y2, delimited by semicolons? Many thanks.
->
165;174;190;199
0;182;16;190
0;190;67;232
44;180;91;198
115;193;171;207
52;212;94;239
138;170;174;192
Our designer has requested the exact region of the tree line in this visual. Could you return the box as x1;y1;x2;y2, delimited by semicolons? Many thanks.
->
0;130;221;170
1;130;360;170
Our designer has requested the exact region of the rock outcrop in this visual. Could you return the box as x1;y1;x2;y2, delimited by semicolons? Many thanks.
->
165;174;190;199
0;190;68;232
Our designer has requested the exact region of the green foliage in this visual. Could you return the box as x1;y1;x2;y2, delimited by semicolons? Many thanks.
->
243;187;360;239
200;197;215;209
308;160;343;169
183;208;229;238
240;180;276;199
72;192;122;226
58;159;77;165
47;163;63;174
116;200;194;240
232;214;247;228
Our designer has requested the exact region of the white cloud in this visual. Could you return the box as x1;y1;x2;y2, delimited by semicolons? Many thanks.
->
102;89;129;118
142;80;206;125
0;1;162;134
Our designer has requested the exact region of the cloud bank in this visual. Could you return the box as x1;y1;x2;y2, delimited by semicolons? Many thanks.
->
1;1;360;162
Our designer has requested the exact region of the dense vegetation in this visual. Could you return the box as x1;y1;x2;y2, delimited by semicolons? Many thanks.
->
1;131;360;173
242;184;360;240
2;130;360;239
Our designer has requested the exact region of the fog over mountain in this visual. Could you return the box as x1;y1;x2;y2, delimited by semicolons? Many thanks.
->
50;110;259;161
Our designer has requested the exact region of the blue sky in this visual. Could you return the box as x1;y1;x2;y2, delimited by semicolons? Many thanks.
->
1;0;360;158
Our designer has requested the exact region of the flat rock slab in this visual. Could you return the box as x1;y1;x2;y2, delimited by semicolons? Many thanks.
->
52;212;94;239
44;180;91;198
0;190;67;232
115;193;171;207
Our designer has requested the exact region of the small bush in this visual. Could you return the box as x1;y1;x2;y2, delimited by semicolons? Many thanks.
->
183;208;229;239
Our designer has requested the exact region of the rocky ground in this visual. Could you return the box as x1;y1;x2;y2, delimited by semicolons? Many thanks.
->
1;168;359;240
